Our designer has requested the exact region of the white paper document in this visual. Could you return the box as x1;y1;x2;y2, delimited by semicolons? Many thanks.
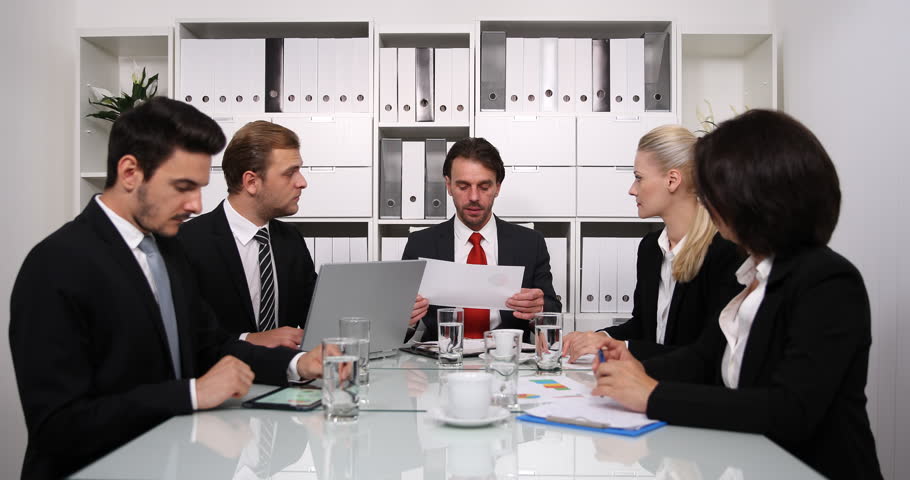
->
417;258;525;310
526;396;657;429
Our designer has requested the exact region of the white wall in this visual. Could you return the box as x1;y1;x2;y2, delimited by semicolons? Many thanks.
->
2;1;776;478
772;0;909;478
0;0;75;477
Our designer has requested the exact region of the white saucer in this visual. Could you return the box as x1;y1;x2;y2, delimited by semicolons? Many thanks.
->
430;406;511;427
478;352;536;364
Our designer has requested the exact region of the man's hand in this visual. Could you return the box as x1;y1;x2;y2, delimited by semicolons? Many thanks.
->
409;295;429;327
562;330;611;363
505;288;545;320
245;326;304;349
195;355;255;410
591;347;656;413
295;344;327;380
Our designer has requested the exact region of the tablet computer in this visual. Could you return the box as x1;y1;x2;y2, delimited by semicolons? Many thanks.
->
242;386;322;411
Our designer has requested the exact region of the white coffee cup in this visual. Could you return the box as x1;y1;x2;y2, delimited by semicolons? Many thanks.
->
492;329;523;356
445;371;493;419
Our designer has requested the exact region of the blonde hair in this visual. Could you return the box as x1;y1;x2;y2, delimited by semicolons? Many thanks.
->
638;125;718;283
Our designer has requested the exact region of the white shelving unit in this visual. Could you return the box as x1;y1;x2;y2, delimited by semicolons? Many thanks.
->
73;18;776;333
75;27;173;215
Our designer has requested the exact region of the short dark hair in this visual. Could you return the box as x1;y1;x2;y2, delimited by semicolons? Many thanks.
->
104;97;226;188
694;109;841;257
442;137;506;183
222;121;301;194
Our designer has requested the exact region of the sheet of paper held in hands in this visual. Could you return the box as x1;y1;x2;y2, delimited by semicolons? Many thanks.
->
525;396;658;430
417;257;525;310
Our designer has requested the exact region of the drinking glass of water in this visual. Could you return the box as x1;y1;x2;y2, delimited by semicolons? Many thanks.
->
339;316;370;385
534;312;563;371
437;308;464;368
484;329;522;409
321;337;360;422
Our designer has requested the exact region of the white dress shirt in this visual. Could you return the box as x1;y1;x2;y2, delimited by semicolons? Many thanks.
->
95;196;200;408
719;255;774;388
655;228;685;345
453;215;502;329
223;198;279;335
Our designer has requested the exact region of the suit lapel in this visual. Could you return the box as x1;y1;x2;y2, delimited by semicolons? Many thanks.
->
84;199;178;377
159;239;196;378
269;220;293;327
640;242;662;342
495;217;515;267
436;218;455;262
665;279;686;342
212;203;257;329
737;255;798;386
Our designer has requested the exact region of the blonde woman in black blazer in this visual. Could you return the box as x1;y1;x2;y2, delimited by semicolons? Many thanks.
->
591;110;882;479
564;125;743;361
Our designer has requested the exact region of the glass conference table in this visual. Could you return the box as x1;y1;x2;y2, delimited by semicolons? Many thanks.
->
73;353;823;479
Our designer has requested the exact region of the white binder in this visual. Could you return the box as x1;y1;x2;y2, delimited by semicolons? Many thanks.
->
580;237;600;313
281;38;303;113
181;39;215;115
379;48;398;123
212;39;233;115
434;48;453;122
522;38;541;113
574;38;593;113
332;237;351;263
545;237;569;312
333;38;353;113
317;38;336;113
235;39;265;114
350;237;368;263
451;49;470;123
627;38;645;114
397;47;416;123
610;39;629;113
401;141;426;219
557;38;576;113
300;38;318;113
617;237;639;313
314;237;333;274
505;37;523;112
599;238;619;313
539;37;559;112
351;37;371;113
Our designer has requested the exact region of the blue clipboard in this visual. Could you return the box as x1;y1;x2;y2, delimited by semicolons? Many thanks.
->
516;414;666;437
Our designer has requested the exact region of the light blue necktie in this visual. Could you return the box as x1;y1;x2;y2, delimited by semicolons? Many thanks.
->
138;235;182;378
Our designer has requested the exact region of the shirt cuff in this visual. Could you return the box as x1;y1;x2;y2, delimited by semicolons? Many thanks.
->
287;352;307;382
239;332;249;341
190;378;198;410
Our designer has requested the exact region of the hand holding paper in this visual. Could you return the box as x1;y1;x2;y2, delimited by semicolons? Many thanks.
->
417;258;525;310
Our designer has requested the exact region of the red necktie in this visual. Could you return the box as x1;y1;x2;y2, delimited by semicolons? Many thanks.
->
464;232;490;338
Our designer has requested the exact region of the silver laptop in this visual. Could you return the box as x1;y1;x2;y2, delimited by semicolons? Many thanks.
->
300;260;426;358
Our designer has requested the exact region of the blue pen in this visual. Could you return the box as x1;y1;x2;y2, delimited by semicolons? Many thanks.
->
598;348;606;363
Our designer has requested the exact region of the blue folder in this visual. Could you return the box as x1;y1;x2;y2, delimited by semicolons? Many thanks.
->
516;414;667;437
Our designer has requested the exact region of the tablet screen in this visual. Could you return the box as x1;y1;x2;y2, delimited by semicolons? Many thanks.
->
245;386;322;410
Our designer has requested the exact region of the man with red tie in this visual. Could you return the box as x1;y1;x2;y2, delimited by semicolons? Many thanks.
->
403;137;562;341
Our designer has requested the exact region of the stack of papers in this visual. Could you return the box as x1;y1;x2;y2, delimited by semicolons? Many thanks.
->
524;396;658;430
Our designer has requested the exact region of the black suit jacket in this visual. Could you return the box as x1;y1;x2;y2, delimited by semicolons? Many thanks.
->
402;216;561;341
178;201;318;335
604;232;743;359
643;246;882;479
9;199;300;479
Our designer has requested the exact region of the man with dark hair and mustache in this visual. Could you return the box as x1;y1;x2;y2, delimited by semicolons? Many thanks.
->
403;137;561;341
9;97;328;479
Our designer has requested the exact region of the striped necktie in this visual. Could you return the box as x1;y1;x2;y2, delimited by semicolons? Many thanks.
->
254;227;277;332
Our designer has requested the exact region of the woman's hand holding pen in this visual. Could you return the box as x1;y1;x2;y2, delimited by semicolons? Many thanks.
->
591;338;657;413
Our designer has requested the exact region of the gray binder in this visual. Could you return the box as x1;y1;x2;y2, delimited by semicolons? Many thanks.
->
643;32;671;111
265;38;284;113
380;139;403;218
415;47;435;122
424;139;448;218
592;39;610;112
480;31;506;111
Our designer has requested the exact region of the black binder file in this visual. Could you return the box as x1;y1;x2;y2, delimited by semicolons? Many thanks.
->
415;48;435;122
643;32;671;111
380;139;403;219
265;38;284;113
424;139;448;219
480;31;506;111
